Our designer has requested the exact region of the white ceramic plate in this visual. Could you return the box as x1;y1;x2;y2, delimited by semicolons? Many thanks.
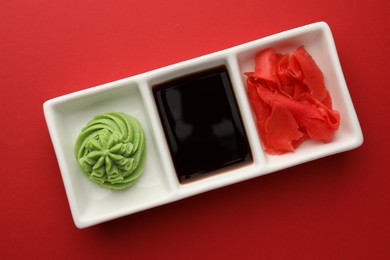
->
44;22;363;228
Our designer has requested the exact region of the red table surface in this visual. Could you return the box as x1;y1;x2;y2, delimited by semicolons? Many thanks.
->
1;0;389;259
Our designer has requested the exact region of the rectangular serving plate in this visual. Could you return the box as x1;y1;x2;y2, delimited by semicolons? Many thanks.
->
43;22;363;229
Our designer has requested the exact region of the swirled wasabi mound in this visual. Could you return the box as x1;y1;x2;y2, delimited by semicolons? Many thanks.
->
74;112;146;189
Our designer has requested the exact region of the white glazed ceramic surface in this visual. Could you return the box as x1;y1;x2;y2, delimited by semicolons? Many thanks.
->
44;22;363;228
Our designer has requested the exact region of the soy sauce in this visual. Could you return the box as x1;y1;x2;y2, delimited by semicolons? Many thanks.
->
153;65;252;183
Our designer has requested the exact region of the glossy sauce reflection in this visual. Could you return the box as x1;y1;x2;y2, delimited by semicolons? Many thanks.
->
153;65;252;183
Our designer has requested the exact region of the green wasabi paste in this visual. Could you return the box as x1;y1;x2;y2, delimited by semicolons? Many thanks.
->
74;112;146;189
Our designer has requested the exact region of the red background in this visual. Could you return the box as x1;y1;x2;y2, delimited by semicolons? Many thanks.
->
1;0;389;259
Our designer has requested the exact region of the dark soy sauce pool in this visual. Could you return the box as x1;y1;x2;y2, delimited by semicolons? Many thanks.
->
153;65;252;183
